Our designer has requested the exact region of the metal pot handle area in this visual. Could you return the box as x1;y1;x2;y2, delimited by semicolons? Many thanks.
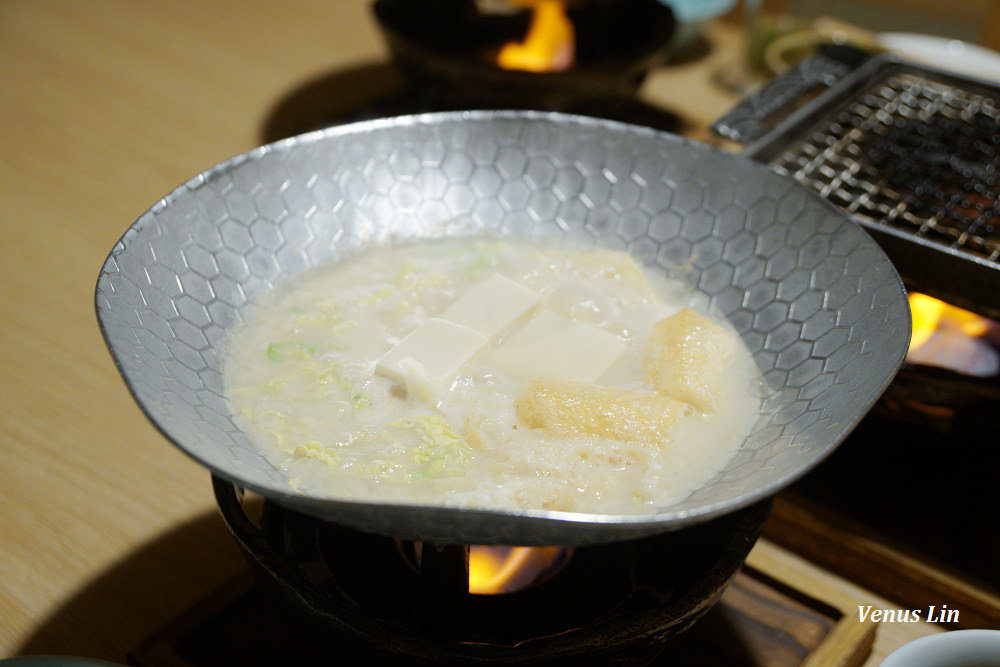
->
711;44;870;145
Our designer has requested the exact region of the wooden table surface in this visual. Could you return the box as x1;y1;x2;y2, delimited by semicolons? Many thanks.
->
0;2;941;663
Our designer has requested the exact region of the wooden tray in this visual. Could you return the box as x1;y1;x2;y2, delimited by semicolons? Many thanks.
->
129;541;875;666
764;493;1000;632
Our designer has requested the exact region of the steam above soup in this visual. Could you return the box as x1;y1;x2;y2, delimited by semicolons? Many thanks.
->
223;237;760;514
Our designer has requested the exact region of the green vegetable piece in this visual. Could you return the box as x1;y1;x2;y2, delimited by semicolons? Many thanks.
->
266;340;294;362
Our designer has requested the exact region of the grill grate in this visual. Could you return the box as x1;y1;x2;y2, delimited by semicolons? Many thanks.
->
767;72;1000;262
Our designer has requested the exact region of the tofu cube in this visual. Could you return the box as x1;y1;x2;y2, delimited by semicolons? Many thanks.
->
645;308;735;413
440;273;542;340
482;310;627;383
516;377;685;448
376;318;488;390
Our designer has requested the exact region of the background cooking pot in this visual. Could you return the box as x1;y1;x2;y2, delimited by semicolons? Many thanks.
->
371;0;677;109
95;111;910;546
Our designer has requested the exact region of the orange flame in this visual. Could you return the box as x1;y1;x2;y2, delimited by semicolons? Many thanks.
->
906;293;998;376
468;545;569;594
909;293;990;350
497;0;575;73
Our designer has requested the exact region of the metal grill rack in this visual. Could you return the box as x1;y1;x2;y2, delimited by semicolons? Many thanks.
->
767;72;1000;262
719;54;1000;319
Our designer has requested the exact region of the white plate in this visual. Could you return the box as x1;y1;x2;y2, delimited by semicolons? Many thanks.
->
880;629;1000;666
879;32;1000;83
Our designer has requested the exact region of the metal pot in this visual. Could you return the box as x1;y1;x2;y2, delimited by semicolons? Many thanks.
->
96;111;909;545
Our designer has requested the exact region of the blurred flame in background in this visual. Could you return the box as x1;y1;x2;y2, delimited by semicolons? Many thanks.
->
906;293;999;377
497;0;575;72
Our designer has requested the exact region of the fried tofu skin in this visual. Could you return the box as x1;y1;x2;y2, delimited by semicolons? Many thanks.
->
516;376;685;448
645;308;735;413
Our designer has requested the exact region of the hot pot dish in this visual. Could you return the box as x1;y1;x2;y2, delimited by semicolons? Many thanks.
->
96;111;910;545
